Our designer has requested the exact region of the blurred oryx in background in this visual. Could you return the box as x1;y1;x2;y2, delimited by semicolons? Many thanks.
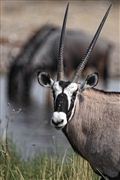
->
8;9;113;104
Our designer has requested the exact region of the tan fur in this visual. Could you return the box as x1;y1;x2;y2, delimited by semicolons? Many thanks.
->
63;89;120;178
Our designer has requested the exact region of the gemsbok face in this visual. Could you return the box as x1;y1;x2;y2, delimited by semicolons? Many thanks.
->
38;72;98;129
38;3;111;129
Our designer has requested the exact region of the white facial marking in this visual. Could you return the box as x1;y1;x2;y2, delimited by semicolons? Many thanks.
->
64;83;78;109
51;112;67;129
53;82;62;98
68;97;77;121
67;83;78;92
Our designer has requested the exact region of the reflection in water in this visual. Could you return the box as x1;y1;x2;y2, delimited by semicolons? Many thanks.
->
0;75;120;159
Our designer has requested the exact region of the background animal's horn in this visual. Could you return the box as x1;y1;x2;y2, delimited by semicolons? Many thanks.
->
72;4;112;83
57;3;69;81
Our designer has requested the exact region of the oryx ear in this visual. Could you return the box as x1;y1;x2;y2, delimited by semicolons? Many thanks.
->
80;72;99;90
37;72;54;87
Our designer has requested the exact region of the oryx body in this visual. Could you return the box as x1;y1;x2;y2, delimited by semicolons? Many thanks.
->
37;3;120;180
63;88;120;179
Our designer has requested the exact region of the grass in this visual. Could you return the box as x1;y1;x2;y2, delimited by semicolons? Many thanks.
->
0;138;99;180
0;116;99;180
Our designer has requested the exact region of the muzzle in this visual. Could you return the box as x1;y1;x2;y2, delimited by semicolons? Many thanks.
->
51;112;67;129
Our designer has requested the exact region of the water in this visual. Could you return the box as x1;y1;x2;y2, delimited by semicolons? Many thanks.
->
0;74;120;159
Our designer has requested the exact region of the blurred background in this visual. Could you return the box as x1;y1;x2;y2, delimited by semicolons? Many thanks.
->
0;0;120;159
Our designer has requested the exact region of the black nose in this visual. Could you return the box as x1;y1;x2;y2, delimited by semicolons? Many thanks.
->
52;119;64;126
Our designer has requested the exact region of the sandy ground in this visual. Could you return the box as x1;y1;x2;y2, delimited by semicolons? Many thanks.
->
1;0;120;76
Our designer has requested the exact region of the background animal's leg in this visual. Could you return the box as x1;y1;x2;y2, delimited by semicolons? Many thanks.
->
8;65;22;102
22;71;32;104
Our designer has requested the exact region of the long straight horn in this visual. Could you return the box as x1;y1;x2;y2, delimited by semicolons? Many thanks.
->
72;4;112;83
57;3;69;81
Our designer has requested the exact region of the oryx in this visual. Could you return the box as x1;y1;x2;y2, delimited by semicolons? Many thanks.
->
37;3;120;180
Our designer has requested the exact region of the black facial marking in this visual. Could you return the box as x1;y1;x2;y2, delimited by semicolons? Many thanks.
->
59;81;71;90
52;90;55;101
54;93;68;113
